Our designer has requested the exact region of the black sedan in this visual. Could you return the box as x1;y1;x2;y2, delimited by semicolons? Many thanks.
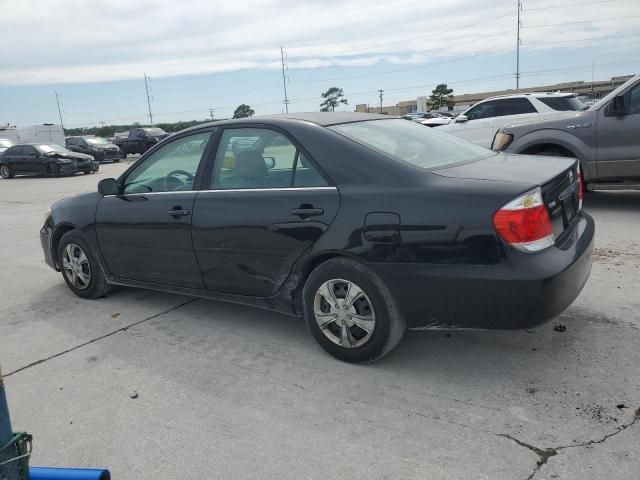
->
1;143;99;178
40;113;594;362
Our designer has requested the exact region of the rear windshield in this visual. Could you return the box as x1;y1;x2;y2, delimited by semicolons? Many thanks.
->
538;96;585;111
330;119;493;169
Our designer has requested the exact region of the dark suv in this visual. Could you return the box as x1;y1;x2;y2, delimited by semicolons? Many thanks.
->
67;136;121;163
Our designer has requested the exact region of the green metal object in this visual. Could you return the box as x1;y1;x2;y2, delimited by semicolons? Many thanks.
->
0;367;31;480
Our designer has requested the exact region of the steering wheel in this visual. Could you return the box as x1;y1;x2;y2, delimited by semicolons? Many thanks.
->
163;170;194;191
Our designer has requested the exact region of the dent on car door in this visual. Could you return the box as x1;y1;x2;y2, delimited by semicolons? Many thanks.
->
95;130;214;288
596;83;640;180
191;127;340;297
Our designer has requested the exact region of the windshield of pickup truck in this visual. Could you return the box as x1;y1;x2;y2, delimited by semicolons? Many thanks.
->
86;137;110;145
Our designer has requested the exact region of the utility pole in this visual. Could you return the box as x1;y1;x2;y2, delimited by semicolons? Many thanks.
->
54;91;65;131
591;59;595;99
209;108;215;121
378;89;384;113
280;46;290;113
144;73;154;126
516;0;522;91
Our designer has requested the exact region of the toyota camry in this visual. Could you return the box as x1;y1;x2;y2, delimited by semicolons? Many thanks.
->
40;112;594;362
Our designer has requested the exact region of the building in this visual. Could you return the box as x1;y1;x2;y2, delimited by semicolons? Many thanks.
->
355;75;634;116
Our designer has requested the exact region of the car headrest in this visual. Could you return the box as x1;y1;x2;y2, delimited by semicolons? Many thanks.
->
234;150;267;179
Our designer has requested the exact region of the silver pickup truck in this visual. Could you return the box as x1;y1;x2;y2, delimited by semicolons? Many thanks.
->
492;74;640;191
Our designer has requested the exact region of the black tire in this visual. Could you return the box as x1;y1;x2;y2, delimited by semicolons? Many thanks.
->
113;158;120;163
50;164;61;177
83;171;90;175
58;230;112;299
0;164;13;179
302;258;406;363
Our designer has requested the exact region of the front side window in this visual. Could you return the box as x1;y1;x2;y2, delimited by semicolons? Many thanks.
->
495;98;537;116
123;131;211;194
465;101;497;120
210;128;327;189
331;119;494;170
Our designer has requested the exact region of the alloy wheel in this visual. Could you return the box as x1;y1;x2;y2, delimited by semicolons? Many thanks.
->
0;165;10;178
313;279;376;349
62;243;91;290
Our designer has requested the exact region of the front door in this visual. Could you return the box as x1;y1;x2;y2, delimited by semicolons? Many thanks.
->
596;81;640;180
192;127;340;297
22;145;47;174
446;100;498;147
96;130;213;288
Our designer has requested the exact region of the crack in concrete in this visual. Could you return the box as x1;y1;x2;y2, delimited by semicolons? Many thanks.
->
4;298;197;377
501;407;640;480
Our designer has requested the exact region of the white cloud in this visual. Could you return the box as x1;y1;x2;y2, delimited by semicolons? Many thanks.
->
0;0;638;85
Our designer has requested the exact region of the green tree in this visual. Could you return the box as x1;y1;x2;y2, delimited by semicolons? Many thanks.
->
320;87;348;111
428;84;454;110
96;126;115;138
233;104;255;118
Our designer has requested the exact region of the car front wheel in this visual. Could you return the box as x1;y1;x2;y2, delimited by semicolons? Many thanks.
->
0;165;13;179
58;230;111;299
303;258;406;363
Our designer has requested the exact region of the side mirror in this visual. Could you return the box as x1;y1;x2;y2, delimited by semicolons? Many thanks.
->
98;178;120;196
609;95;627;116
455;114;469;123
263;156;276;169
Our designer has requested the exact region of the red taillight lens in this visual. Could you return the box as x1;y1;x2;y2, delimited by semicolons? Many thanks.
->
493;188;555;253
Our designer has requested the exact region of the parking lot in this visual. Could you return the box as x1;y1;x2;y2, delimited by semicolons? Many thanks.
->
0;161;638;479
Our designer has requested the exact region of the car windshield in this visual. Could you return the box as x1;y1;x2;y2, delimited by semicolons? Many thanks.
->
38;144;69;153
144;128;167;136
538;96;585;111
330;119;494;169
86;137;110;145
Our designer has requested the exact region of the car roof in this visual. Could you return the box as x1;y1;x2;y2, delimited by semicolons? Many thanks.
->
483;92;577;101
181;112;394;134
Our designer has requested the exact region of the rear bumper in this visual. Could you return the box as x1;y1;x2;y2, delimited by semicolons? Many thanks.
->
371;212;595;330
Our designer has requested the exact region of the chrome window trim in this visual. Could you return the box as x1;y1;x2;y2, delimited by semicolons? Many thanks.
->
106;186;338;197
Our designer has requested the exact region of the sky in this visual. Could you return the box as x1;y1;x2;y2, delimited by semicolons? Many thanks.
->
1;0;639;128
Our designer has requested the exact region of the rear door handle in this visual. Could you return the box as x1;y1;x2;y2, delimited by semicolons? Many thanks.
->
167;208;191;217
291;207;324;218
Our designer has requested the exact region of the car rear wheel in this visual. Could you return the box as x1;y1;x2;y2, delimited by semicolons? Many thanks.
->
58;230;111;299
0;165;13;179
303;258;405;363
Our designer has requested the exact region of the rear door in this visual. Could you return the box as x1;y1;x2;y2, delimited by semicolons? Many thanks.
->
446;100;498;147
596;81;640;180
192;126;340;297
492;98;538;139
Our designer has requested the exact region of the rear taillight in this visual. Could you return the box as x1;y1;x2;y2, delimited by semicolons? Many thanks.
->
493;187;554;253
576;165;583;210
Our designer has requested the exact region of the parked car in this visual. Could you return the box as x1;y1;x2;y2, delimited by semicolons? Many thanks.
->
113;127;169;157
66;136;121;163
435;92;586;147
417;115;453;127
402;112;441;121
492;74;640;190
0;143;98;178
40;112;593;362
0;139;13;154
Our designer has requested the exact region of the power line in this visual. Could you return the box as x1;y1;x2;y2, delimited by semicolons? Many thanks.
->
523;15;640;28
523;31;640;45
522;0;617;11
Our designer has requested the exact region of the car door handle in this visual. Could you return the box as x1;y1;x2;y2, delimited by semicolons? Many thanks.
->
167;208;191;217
291;207;324;218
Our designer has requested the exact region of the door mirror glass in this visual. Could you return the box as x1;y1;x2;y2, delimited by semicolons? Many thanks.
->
98;178;120;196
609;95;627;116
455;114;468;123
262;156;276;169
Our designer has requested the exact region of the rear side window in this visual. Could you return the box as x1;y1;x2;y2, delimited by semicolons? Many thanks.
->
210;128;328;190
331;119;494;170
495;98;537;116
5;146;21;155
538;96;585;111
